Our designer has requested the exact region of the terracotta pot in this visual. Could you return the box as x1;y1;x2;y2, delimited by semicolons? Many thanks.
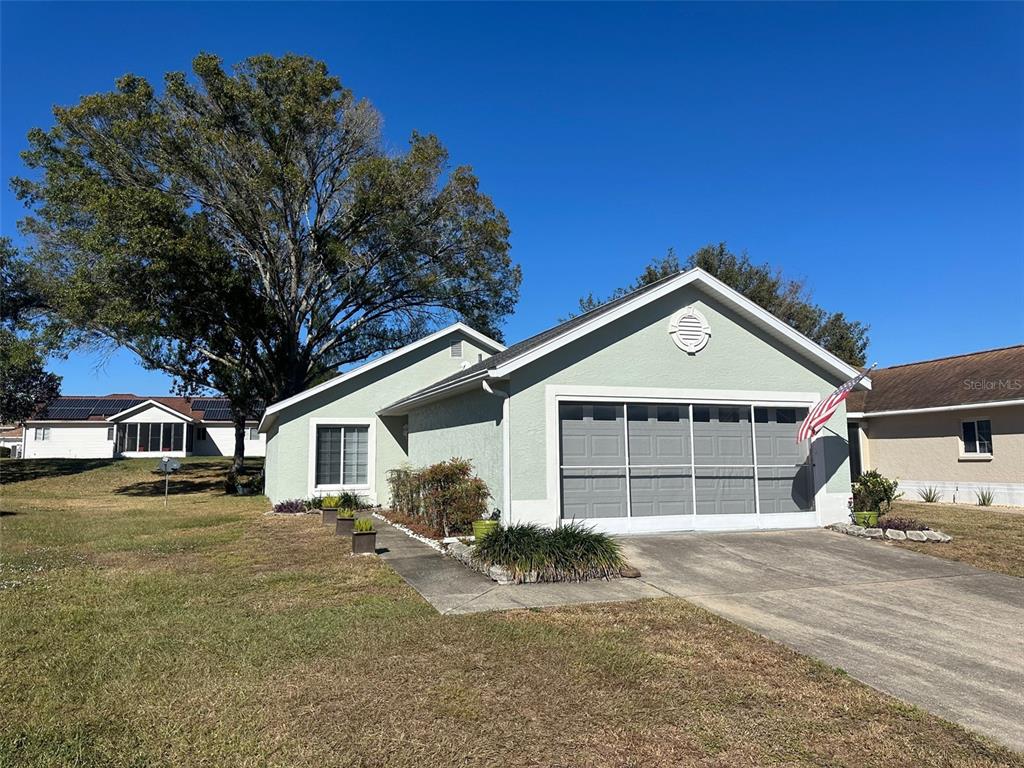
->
335;516;354;536
322;509;338;526
352;530;377;555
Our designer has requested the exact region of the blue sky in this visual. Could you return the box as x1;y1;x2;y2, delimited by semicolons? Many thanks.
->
3;2;1022;396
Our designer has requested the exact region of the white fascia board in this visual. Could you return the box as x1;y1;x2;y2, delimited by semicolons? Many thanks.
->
105;399;195;422
855;399;1024;418
488;268;870;388
377;372;493;416
258;323;504;431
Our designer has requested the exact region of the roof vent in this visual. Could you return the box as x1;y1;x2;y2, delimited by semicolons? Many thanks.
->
450;340;463;358
668;306;711;354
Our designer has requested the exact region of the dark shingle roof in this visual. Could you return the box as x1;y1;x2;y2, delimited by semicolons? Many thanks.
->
846;345;1024;414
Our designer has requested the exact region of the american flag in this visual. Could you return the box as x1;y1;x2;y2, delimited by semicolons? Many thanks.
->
797;366;874;443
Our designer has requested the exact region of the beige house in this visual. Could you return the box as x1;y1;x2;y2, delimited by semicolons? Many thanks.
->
847;345;1023;506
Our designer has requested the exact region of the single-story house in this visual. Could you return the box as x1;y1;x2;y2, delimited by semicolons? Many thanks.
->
847;345;1023;506
261;268;869;533
0;425;24;458
22;395;265;460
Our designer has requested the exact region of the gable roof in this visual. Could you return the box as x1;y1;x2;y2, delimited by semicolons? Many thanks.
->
258;323;505;430
380;268;870;414
846;344;1024;416
29;395;261;423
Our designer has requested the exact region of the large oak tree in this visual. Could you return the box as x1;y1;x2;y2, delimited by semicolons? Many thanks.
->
14;53;520;470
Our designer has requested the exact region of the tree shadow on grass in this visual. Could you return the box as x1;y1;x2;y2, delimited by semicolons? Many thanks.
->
0;459;116;485
115;463;226;497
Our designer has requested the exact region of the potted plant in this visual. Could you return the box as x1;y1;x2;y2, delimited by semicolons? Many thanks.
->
851;470;901;528
335;508;356;536
472;510;501;541
352;517;377;555
321;495;341;526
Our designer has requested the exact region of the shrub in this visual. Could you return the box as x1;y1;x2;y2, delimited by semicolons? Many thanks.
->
338;507;356;519
320;495;341;509
338;491;367;510
273;499;307;515
304;496;324;510
852;470;902;514
354;517;374;533
878;515;925;532
918;486;942;503
386;459;491;537
976;488;995;507
473;522;626;583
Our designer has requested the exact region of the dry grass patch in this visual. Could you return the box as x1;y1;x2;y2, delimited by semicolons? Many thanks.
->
1;459;1021;767
888;500;1024;577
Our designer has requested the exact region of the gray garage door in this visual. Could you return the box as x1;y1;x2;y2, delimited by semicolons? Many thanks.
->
560;403;627;519
559;401;814;524
755;407;814;514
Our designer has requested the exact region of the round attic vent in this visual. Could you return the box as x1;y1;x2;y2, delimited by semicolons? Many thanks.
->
668;306;711;354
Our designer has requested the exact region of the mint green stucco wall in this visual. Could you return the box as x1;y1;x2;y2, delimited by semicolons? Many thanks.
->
506;283;852;507
263;332;495;505
406;387;504;515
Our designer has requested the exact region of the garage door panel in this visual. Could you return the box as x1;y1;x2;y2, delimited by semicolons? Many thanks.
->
629;466;692;516
758;465;814;514
695;467;755;515
561;467;627;519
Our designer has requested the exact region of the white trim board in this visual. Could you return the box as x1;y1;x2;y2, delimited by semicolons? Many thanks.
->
847;398;1024;419
104;399;195;423
260;323;504;431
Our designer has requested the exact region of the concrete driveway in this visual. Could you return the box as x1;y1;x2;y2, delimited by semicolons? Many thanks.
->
619;529;1024;751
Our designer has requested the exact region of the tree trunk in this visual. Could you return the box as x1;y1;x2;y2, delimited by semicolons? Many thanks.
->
232;412;246;476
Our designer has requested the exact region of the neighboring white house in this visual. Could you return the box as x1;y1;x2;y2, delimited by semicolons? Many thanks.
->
21;395;265;460
0;425;24;458
261;268;871;533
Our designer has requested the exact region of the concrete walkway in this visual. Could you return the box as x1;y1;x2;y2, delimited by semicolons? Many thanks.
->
619;529;1024;752
374;519;665;615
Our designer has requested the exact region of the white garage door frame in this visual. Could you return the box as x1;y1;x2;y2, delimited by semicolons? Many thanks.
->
544;384;825;534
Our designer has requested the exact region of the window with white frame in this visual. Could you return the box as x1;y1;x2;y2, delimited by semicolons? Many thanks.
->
315;425;369;487
35;427;51;441
248;427;259;441
961;419;993;456
107;426;115;441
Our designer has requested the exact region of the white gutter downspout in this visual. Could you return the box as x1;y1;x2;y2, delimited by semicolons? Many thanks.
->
481;381;512;525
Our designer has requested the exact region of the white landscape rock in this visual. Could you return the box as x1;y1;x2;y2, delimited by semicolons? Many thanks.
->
905;530;928;542
885;529;908;541
863;528;884;539
488;564;515;586
846;525;865;536
923;530;942;542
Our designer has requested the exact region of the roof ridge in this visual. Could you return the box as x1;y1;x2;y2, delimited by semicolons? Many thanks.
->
881;344;1024;371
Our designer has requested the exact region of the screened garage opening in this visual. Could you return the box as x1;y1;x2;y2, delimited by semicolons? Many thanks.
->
559;401;815;531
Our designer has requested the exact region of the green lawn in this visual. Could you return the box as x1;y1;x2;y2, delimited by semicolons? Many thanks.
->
887;499;1024;578
1;459;1020;767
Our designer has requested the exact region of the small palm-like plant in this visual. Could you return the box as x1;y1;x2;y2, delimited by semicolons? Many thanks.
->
338;508;356;519
354;517;375;533
975;488;995;507
320;495;341;509
918;486;942;503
